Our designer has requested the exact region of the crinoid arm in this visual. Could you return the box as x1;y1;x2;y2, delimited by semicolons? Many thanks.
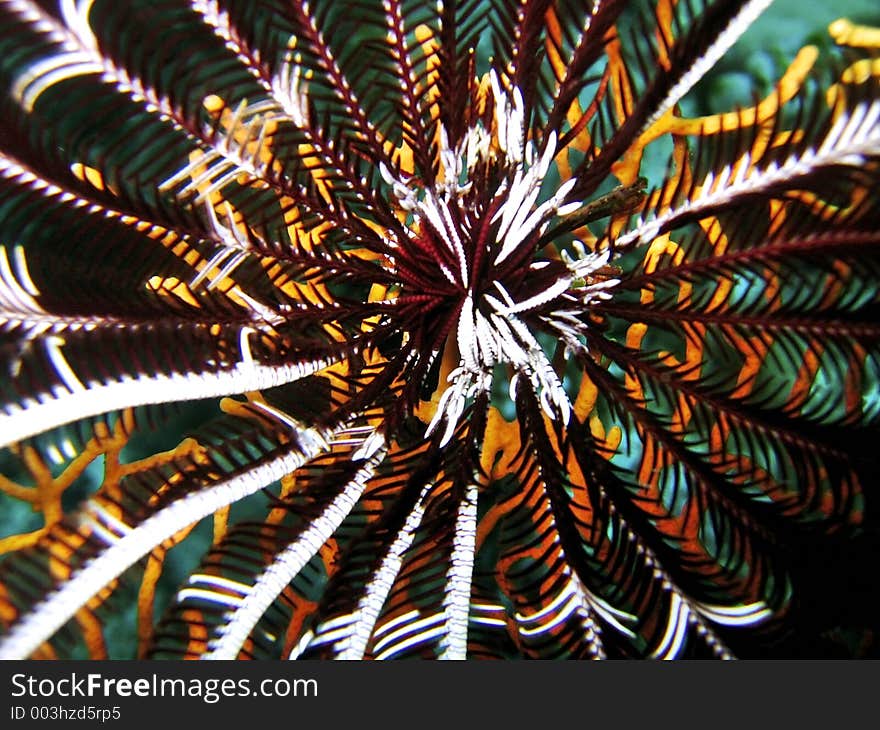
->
0;0;878;660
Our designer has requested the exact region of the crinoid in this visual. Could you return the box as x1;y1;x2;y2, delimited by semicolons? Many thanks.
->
0;0;878;659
